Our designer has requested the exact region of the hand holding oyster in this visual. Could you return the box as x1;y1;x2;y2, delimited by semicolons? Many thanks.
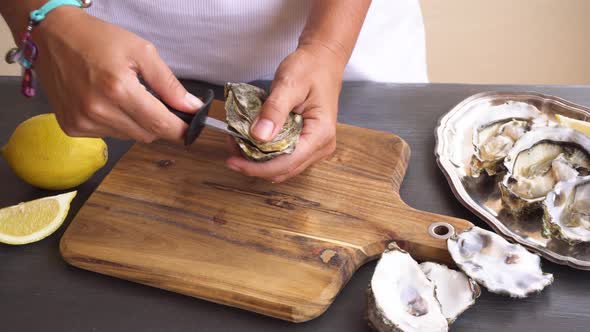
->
225;83;303;161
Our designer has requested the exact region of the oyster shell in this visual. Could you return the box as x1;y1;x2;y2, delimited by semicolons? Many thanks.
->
544;175;590;243
367;243;448;332
419;262;480;324
470;101;548;177
499;127;590;213
224;82;303;161
447;226;553;298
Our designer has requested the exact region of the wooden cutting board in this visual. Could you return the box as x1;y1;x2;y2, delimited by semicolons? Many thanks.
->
60;100;473;322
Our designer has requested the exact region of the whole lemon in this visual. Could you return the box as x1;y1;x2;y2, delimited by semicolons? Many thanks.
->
1;113;108;190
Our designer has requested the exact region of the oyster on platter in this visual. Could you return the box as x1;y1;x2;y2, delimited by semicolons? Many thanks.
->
544;175;590;243
447;226;553;298
419;262;480;324
470;101;549;177
224;82;303;161
499;127;590;213
367;243;448;332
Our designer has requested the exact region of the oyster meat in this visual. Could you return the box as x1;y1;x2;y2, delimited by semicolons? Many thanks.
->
367;243;448;332
544;175;590;243
470;101;548;177
225;82;303;161
447;226;553;298
419;262;480;324
499;127;590;213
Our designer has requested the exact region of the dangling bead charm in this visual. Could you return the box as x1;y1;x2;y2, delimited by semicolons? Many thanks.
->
13;22;39;98
21;68;35;98
5;47;21;64
19;39;38;70
22;32;38;59
5;0;91;98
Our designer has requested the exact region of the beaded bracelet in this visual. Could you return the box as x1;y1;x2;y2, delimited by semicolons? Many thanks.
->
4;0;92;98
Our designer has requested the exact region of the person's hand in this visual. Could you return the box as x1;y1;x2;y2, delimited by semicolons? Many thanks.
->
225;44;344;182
33;7;203;142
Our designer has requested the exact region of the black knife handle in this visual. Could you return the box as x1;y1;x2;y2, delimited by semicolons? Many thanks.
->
183;89;214;146
140;77;215;145
168;108;194;125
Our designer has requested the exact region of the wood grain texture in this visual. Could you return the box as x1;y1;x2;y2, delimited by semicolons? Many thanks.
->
60;100;472;322
5;79;590;332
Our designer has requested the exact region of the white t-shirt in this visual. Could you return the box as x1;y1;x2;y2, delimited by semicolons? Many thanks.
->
88;0;428;84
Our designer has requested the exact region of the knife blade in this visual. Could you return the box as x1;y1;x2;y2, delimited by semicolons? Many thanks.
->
203;117;245;138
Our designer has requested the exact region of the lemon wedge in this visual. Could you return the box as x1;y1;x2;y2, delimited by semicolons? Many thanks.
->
555;114;590;137
0;191;77;245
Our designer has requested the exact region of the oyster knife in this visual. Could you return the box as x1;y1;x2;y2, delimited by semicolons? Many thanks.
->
143;82;246;145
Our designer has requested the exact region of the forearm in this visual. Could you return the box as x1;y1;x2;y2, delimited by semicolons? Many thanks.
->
0;0;47;40
298;0;371;70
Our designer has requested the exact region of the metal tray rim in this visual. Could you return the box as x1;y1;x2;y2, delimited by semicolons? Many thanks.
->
435;91;590;270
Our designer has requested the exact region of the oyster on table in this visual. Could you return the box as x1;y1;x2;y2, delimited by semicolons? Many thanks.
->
499;127;590;213
544;175;590;243
419;262;480;324
224;82;303;161
447;226;553;298
367;243;449;332
470;101;549;177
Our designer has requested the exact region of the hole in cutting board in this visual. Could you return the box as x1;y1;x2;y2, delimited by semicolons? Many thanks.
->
428;222;455;240
434;225;450;236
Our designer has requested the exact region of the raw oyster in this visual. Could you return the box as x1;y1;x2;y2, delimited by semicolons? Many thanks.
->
499;127;590;213
544;175;590;243
447;227;553;298
419;262;480;324
470;101;548;177
367;243;448;332
224;82;303;161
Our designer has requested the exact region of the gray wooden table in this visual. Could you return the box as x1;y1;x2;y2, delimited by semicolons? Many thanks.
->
1;76;589;331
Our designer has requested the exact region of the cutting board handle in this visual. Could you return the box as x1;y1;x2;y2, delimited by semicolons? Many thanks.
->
366;203;473;266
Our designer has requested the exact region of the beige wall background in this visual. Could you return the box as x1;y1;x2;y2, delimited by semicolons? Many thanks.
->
1;0;589;84
421;0;590;85
0;16;18;76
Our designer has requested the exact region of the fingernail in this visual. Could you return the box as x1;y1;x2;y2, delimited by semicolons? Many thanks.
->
185;92;204;110
252;118;274;141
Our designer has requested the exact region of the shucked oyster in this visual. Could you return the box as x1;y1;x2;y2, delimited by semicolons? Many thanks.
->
419;262;480;324
447;227;553;298
544;175;590;243
470;101;548;177
224;83;303;161
499;127;590;213
367;243;448;332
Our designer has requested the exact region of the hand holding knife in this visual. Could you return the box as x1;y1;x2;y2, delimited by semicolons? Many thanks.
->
142;81;245;145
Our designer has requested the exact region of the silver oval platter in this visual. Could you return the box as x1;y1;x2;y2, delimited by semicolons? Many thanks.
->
435;91;590;270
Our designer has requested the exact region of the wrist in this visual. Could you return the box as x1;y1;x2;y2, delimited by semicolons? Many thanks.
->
2;1;46;41
295;43;347;81
33;5;87;41
296;38;349;74
4;1;90;98
4;2;87;44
